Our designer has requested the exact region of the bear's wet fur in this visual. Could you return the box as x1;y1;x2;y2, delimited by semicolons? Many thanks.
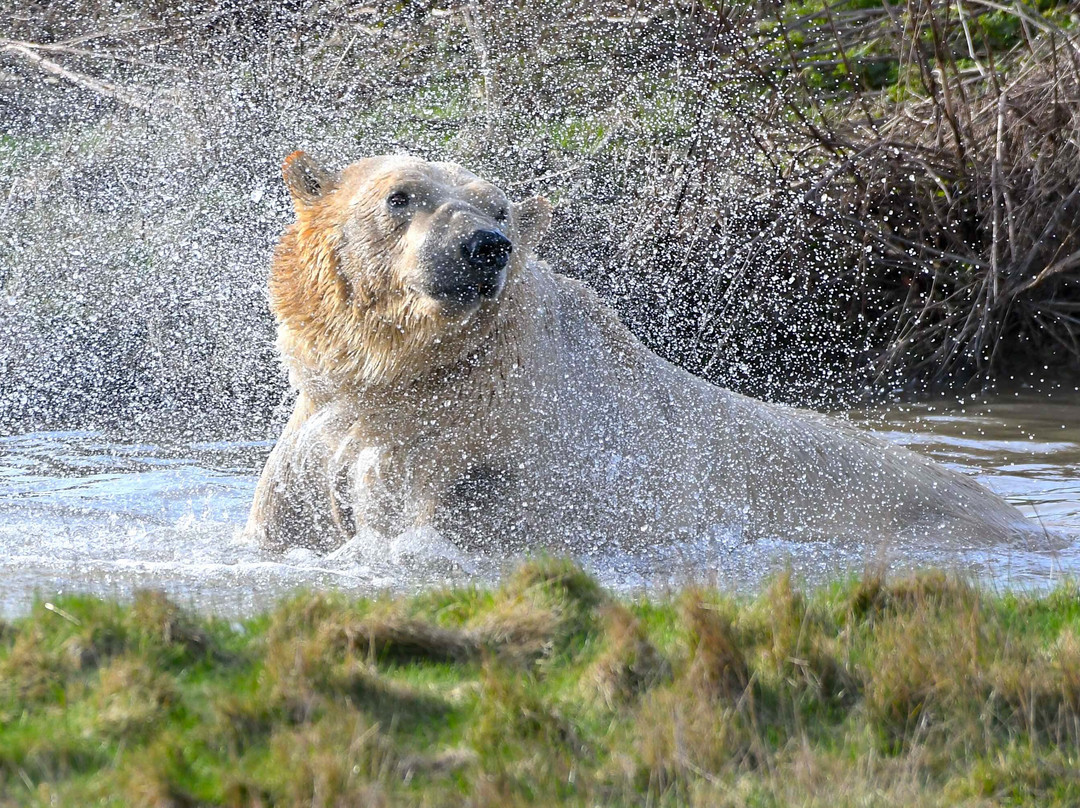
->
247;153;1036;553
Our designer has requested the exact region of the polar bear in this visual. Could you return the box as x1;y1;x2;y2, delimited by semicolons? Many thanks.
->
246;152;1034;554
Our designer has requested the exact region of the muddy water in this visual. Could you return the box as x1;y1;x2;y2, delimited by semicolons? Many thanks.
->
1;394;1077;616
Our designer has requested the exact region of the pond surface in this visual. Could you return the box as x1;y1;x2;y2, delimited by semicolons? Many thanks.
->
1;393;1078;616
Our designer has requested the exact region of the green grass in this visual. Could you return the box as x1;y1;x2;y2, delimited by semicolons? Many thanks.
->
758;0;1078;98
2;559;1080;806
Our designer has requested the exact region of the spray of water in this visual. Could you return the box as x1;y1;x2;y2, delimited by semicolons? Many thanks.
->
0;2;871;436
1;2;1077;614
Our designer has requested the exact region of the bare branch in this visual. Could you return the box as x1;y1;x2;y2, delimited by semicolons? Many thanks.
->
1;40;153;112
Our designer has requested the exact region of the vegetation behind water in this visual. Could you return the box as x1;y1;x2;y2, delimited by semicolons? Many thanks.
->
3;557;1080;807
3;2;1080;435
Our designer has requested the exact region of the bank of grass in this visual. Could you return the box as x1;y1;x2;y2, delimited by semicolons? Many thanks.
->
3;559;1080;806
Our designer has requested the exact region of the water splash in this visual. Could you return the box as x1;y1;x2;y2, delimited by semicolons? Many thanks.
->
1;3;863;437
1;396;1077;617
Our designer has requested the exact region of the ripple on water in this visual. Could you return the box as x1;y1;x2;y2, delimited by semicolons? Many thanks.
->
1;398;1079;617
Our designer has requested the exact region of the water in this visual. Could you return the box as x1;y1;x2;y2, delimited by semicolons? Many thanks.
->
1;394;1078;617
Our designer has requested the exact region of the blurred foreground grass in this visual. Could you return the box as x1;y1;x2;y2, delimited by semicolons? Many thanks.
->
3;557;1080;806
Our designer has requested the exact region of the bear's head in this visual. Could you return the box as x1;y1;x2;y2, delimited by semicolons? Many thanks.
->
271;153;551;394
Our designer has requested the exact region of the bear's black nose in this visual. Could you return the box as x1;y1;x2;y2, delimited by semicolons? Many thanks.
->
462;229;512;274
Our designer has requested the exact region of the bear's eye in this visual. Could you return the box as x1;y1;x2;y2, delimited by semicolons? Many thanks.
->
386;191;410;210
494;207;509;223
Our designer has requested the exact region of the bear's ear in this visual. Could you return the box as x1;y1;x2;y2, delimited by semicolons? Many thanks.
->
515;196;552;254
282;151;338;210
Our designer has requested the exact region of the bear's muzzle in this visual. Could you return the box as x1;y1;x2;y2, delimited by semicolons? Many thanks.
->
461;229;512;296
422;228;513;307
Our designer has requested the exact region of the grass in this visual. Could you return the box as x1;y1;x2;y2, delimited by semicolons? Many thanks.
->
2;558;1080;806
